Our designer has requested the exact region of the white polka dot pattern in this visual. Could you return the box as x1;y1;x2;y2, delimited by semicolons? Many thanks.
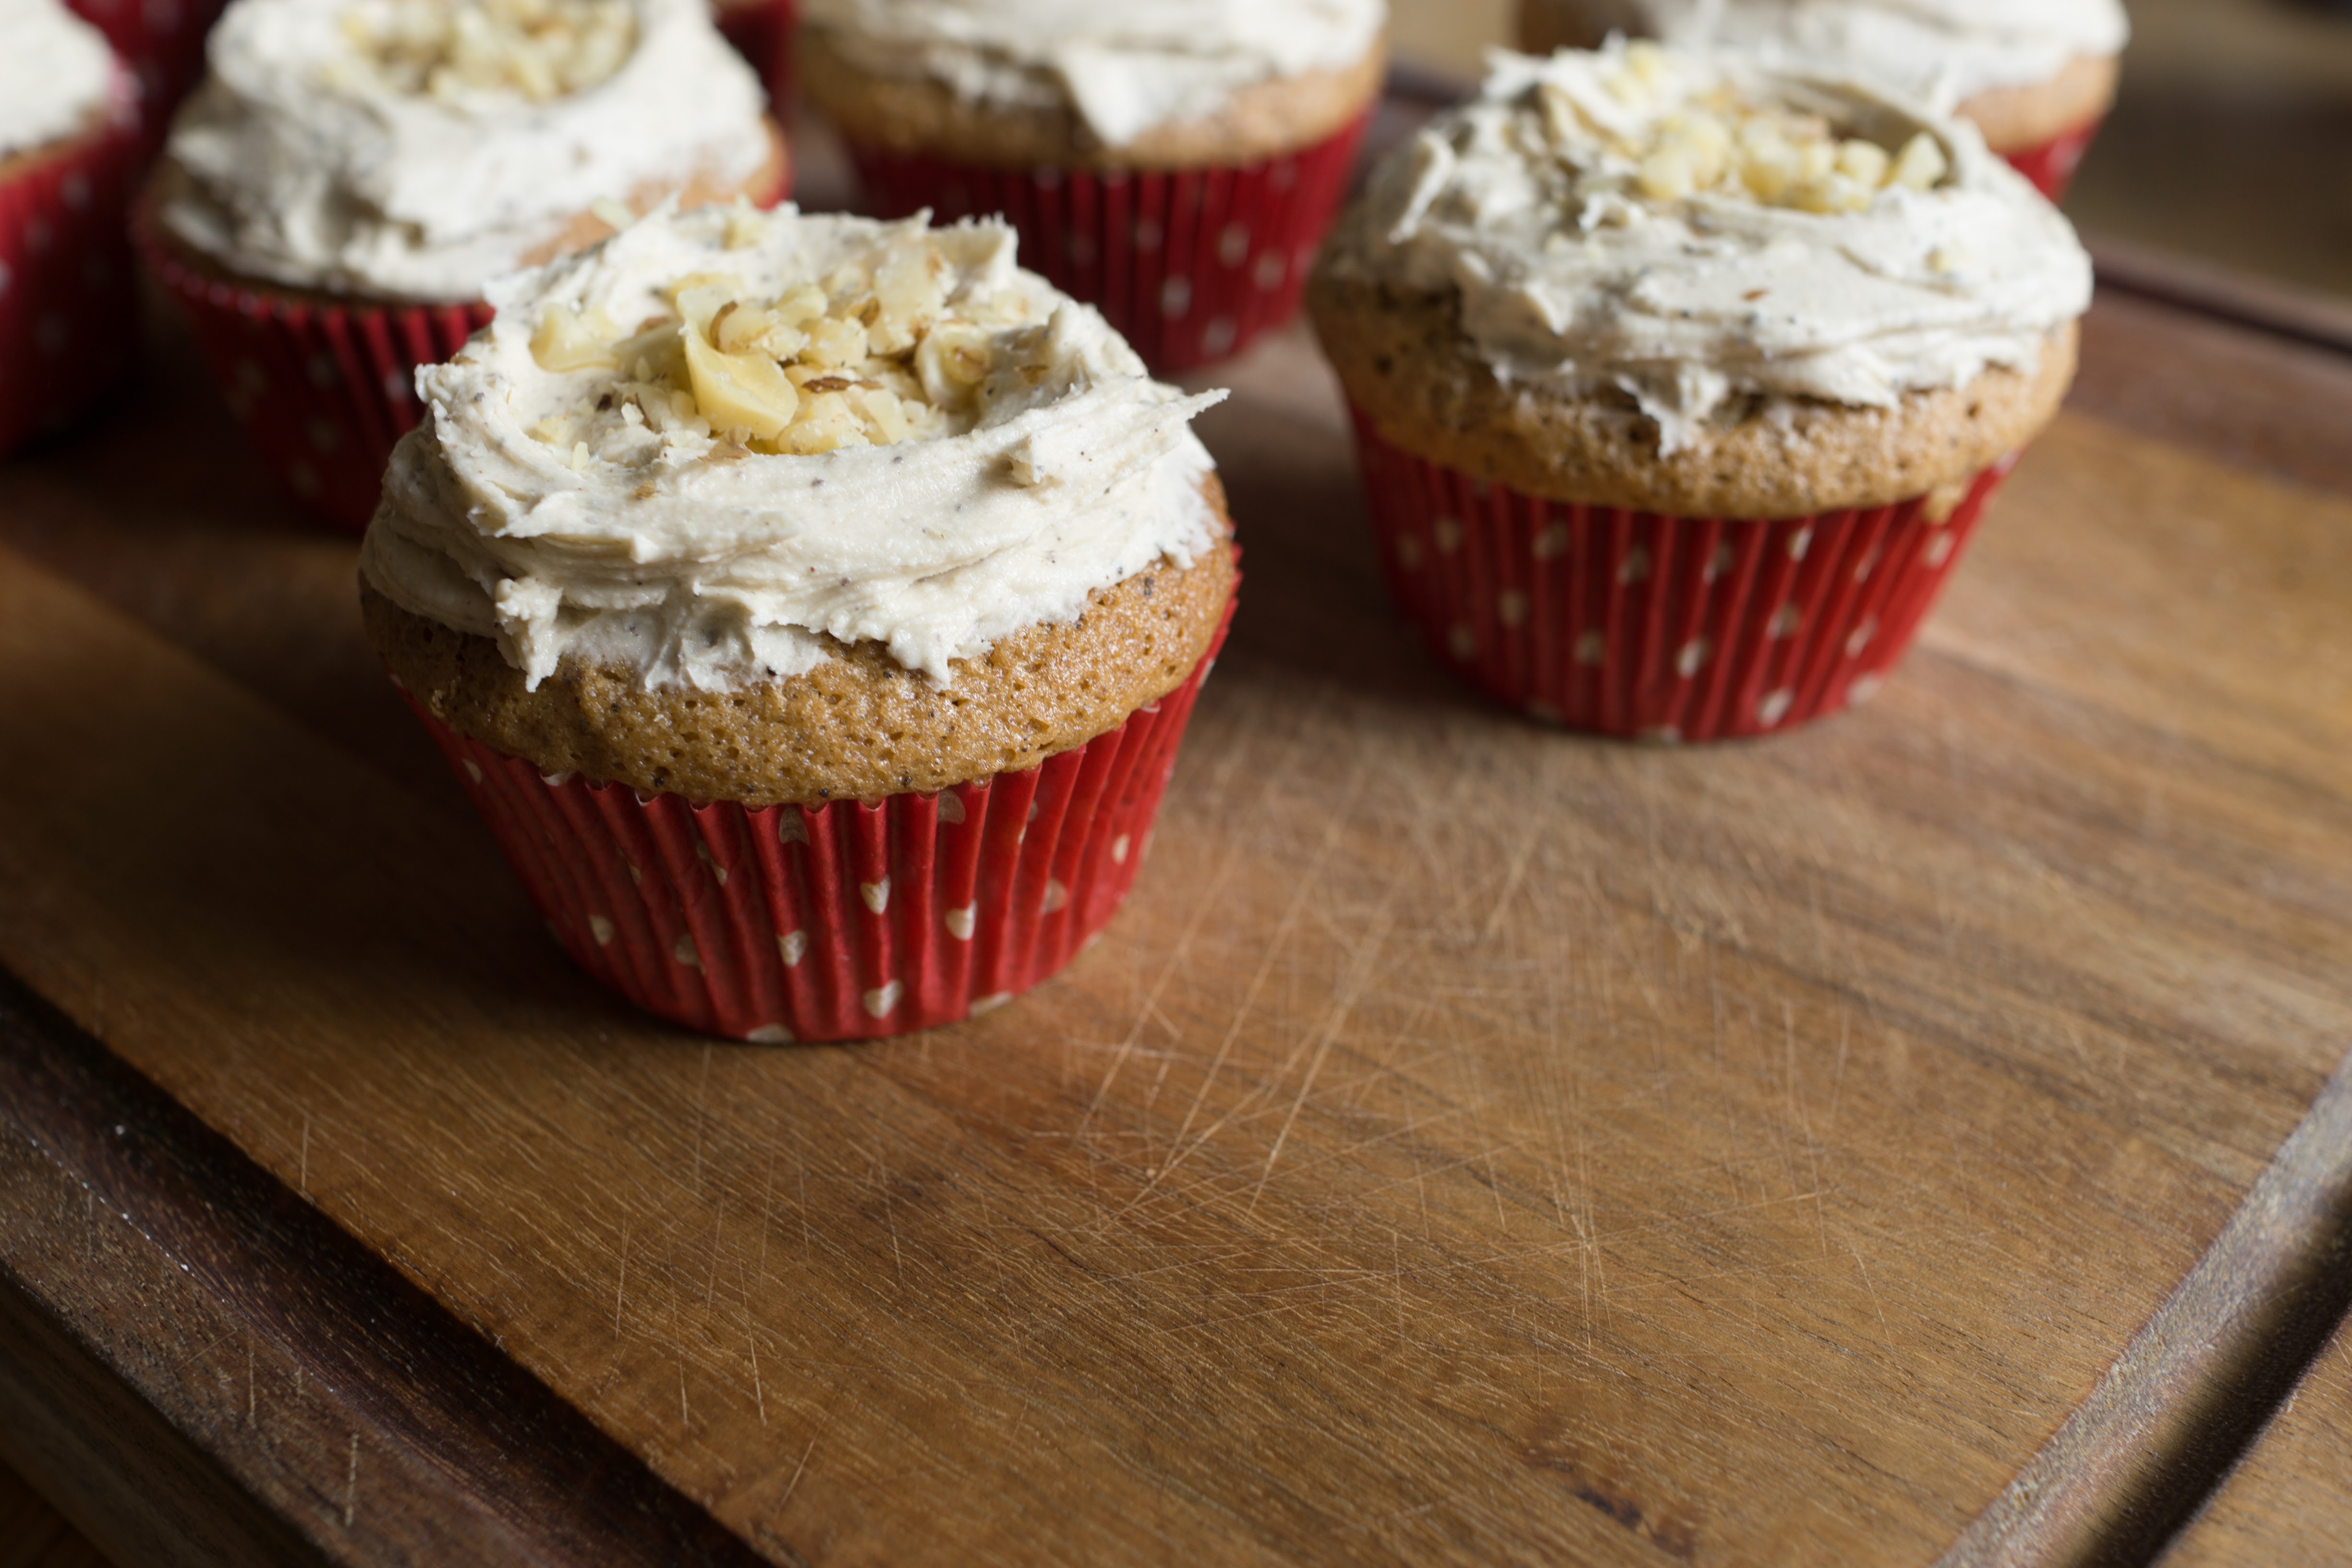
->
842;113;1370;374
0;78;140;457
1346;407;2020;740
136;207;494;532
394;591;1236;1043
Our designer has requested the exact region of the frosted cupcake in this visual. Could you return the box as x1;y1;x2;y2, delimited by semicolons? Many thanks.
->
1517;0;2128;197
138;0;789;530
361;203;1238;1041
0;0;143;455
800;0;1387;372
1308;42;2089;741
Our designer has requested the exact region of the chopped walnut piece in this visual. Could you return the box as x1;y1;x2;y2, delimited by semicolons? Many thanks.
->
1543;57;1956;216
524;215;1050;466
340;0;636;103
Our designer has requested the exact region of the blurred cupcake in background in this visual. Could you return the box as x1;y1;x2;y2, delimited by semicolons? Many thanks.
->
64;0;229;156
1517;0;2128;197
1;0;143;455
137;0;788;530
361;203;1238;1041
1309;41;2089;741
710;0;793;113
802;0;1387;372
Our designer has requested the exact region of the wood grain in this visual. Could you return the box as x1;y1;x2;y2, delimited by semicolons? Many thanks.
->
2073;265;2352;497
0;971;771;1567
2160;1318;2352;1565
5;263;2352;1563
1940;1052;2352;1568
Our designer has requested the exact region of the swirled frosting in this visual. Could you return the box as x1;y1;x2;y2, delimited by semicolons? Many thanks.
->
360;204;1227;691
1320;42;2091;452
0;0;119;160
159;0;770;301
1574;0;2128;110
802;0;1385;148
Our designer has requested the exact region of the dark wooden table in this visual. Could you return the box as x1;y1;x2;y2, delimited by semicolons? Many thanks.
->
3;132;2351;1565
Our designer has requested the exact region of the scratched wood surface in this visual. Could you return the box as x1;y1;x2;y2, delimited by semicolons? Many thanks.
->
2163;1318;2352;1566
3;269;2352;1563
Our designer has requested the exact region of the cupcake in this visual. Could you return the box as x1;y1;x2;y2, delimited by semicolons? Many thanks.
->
1308;42;2089;741
800;0;1387;373
1;0;143;455
137;0;790;531
1516;0;2128;198
65;0;229;154
359;202;1239;1041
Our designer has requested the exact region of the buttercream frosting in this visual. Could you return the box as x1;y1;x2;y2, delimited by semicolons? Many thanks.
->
360;203;1228;692
802;0;1385;148
1559;0;2128;111
0;0;119;161
1321;42;2091;452
160;0;770;301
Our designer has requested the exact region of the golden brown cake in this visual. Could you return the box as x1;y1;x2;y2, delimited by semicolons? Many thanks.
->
1311;41;2091;517
1307;40;2093;741
1310;274;2076;520
366;494;1234;804
358;201;1242;1041
361;201;1239;801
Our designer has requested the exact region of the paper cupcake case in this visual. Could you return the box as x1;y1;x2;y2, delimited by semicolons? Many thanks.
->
1349;412;2016;742
0;92;142;456
66;0;227;158
2002;119;2103;202
137;215;494;533
847;112;1370;374
404;605;1233;1043
713;0;797;111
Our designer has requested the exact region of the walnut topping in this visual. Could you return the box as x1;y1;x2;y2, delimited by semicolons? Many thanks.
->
1539;42;1952;216
339;0;638;103
525;212;1052;462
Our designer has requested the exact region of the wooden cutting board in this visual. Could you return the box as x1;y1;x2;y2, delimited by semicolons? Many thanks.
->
2;249;2351;1566
2166;1319;2352;1565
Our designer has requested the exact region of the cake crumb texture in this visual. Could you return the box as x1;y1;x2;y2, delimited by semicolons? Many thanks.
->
366;484;1237;805
1308;271;2076;519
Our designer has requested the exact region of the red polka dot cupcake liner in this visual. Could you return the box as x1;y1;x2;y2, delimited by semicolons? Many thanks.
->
136;207;493;532
846;112;1370;374
65;0;228;159
713;0;797;112
2003;117;2103;202
0;81;142;456
1348;411;2018;742
400;598;1233;1043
